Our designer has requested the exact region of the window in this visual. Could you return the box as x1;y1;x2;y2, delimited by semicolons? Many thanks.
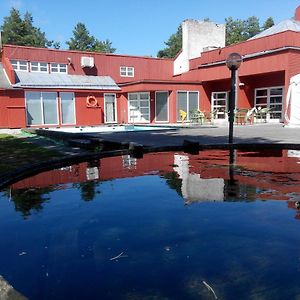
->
51;63;67;74
60;92;75;124
104;94;117;123
128;92;150;123
155;91;169;122
26;92;58;125
176;91;199;121
31;62;49;73
255;87;284;120
120;66;134;77
10;60;28;71
211;92;228;119
25;91;75;126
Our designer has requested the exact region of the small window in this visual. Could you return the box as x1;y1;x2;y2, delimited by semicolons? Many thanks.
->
10;60;28;71
31;62;49;73
120;66;134;77
51;63;67;74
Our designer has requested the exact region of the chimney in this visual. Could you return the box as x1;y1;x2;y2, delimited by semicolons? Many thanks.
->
294;6;300;21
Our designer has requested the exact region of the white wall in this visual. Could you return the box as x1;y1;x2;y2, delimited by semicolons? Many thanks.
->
174;20;225;75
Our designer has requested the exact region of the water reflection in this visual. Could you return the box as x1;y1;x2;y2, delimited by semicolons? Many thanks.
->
2;149;300;299
4;149;300;219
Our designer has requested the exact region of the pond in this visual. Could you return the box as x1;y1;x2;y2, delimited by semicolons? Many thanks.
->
1;149;300;299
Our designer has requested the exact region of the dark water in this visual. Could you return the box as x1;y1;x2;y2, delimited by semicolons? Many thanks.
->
1;150;300;299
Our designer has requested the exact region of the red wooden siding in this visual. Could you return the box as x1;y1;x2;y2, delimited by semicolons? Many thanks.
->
2;45;174;83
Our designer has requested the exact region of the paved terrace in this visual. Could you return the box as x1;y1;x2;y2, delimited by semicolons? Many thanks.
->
83;123;300;148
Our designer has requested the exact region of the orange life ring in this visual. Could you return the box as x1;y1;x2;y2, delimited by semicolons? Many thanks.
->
86;95;98;107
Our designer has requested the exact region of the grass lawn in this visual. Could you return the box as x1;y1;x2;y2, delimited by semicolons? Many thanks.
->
0;134;61;174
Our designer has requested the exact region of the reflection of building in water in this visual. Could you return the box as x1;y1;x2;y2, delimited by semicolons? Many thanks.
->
122;155;137;169
173;154;224;204
86;160;100;181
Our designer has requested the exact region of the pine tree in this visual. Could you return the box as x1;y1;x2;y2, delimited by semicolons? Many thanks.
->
1;8;57;48
66;22;116;53
157;25;182;58
263;17;275;30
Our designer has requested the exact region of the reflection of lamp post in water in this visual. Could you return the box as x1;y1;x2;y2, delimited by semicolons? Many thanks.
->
226;53;242;144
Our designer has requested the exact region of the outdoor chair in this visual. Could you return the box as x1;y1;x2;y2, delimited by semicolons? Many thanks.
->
235;108;249;125
179;110;187;123
190;110;205;124
256;107;272;123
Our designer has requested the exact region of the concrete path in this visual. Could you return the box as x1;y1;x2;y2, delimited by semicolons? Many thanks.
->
83;123;300;147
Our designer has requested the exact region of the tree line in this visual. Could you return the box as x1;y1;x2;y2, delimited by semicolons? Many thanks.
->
0;8;116;53
0;8;275;57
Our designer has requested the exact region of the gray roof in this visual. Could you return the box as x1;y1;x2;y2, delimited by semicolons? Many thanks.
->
250;18;300;40
0;63;12;89
13;71;120;90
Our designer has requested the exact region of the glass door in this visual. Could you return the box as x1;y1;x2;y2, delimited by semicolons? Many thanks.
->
211;92;228;120
155;91;169;122
128;92;150;123
60;92;75;125
104;94;117;123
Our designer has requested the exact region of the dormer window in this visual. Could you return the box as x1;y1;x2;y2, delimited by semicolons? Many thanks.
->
51;63;67;74
10;60;28;71
31;62;48;73
120;66;134;77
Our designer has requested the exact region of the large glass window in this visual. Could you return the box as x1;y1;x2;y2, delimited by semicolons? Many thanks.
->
255;87;284;120
26;92;58;125
155;92;169;122
176;91;199;121
43;92;58;124
60;92;75;124
26;92;42;125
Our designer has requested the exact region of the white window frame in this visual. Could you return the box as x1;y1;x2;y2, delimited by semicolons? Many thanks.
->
25;91;59;126
155;91;169;123
31;61;49;73
60;92;76;125
10;60;28;71
104;93;117;124
50;63;68;74
254;86;284;121
120;66;134;77
211;91;229;120
176;90;199;122
128;92;150;123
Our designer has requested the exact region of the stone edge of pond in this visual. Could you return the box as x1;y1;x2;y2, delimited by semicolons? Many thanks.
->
1;141;300;190
0;275;28;300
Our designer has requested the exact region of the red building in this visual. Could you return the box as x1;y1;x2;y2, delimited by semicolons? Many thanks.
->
1;6;300;128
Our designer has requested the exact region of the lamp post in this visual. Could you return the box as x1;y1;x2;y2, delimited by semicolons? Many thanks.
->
226;53;242;144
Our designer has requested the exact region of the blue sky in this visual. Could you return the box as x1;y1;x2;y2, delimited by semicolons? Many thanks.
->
0;0;299;56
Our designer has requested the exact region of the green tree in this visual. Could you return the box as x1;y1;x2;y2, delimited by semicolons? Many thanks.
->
66;22;116;53
263;17;275;30
157;25;182;58
94;39;116;53
1;7;58;48
226;16;268;45
225;17;246;45
66;22;95;51
244;16;261;39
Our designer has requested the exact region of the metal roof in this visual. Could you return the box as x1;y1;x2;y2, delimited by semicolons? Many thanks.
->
13;71;120;90
249;18;300;40
0;63;12;89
